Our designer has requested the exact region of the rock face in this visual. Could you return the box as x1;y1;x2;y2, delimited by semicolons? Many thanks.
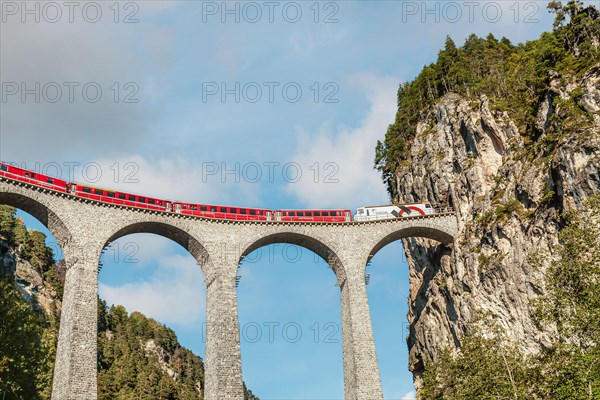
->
0;238;63;316
391;67;600;391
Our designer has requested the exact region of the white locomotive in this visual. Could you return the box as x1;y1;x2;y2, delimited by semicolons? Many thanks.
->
354;203;434;221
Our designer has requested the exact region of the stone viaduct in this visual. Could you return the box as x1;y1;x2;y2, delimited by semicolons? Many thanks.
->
0;175;458;400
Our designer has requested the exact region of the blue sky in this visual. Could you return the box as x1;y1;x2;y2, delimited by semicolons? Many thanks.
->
2;1;568;398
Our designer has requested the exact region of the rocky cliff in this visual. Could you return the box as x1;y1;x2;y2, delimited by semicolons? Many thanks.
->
379;21;600;391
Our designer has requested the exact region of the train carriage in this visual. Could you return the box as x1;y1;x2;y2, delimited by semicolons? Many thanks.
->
273;209;352;222
0;162;68;193
173;202;271;221
354;203;434;221
70;184;170;212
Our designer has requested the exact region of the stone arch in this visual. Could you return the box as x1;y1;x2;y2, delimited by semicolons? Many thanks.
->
240;231;346;280
0;190;72;247
103;221;211;275
366;225;454;268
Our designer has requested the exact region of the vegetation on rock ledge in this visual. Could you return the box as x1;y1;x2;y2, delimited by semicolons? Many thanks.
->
420;195;600;399
375;0;600;195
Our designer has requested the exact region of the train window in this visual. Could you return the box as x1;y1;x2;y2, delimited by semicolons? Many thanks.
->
298;212;304;217
83;187;91;193
250;210;256;215
220;207;227;213
314;211;321;216
107;192;115;198
201;206;207;211
323;211;329;216
231;208;238;214
47;178;54;184
425;204;432;208
0;165;6;171
95;189;103;195
128;195;135;201
118;194;126;200
289;212;295;216
139;197;146;203
210;207;217;212
240;209;247;214
157;201;162;206
191;205;198;211
306;212;312;216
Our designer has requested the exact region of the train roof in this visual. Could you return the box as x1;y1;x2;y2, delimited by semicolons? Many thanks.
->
74;183;166;200
274;209;351;211
175;201;271;210
358;202;431;208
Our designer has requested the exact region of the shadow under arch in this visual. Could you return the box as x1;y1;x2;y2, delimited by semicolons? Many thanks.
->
0;191;71;247
240;232;346;280
368;225;454;263
104;221;210;274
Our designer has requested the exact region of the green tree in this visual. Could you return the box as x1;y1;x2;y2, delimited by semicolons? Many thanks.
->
0;274;46;400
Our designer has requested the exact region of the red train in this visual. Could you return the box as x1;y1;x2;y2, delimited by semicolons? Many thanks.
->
0;162;68;193
0;162;352;222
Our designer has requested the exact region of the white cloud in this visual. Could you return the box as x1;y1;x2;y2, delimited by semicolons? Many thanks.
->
99;249;205;326
77;154;262;206
401;391;417;400
286;72;396;208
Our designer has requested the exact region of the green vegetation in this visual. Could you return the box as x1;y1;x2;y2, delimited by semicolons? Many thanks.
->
0;273;52;399
0;206;60;400
375;1;600;195
421;195;600;399
0;206;259;399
